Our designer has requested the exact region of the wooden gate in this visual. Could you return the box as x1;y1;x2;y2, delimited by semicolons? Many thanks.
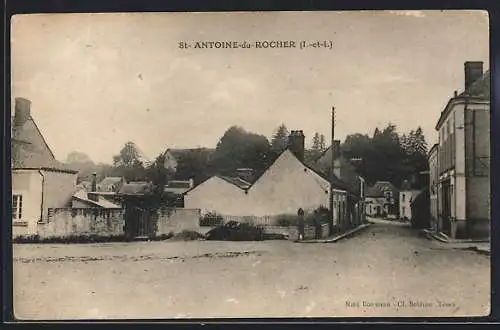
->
124;204;155;238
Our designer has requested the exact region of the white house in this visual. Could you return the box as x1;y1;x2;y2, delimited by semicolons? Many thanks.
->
399;190;420;220
12;98;79;237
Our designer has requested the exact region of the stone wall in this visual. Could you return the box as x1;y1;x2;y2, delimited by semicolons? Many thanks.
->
38;208;125;239
155;207;201;235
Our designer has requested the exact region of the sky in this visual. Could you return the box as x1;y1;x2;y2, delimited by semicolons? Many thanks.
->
11;10;489;164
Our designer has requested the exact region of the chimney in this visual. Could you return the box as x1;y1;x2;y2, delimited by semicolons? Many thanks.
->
91;172;97;192
332;140;341;159
464;61;483;92
287;130;305;162
13;97;31;128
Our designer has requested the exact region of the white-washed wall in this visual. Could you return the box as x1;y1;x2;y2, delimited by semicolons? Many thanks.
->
155;207;200;235
38;208;125;238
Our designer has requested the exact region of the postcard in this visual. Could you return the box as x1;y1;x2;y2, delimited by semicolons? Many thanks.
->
11;10;490;319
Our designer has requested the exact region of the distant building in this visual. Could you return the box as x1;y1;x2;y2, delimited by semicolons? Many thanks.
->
11;97;79;237
399;180;420;220
163;148;215;173
433;61;490;239
97;176;125;193
365;181;399;218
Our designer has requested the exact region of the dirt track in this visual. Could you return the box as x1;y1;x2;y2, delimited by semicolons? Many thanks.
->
13;221;490;319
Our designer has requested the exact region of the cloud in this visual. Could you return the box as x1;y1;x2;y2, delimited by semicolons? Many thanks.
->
388;11;426;18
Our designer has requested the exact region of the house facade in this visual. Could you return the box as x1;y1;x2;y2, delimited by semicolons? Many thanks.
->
399;180;420;221
428;144;439;232
12;97;79;237
434;61;490;239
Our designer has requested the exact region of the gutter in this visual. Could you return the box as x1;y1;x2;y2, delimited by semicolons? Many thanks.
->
38;170;45;223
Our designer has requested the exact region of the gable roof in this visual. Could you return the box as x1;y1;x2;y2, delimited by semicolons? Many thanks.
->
12;113;78;173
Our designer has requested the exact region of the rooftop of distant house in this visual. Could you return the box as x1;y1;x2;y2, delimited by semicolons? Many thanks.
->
118;181;153;195
366;181;398;198
73;188;122;208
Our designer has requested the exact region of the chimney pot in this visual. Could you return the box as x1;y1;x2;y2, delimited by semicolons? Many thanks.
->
464;61;483;92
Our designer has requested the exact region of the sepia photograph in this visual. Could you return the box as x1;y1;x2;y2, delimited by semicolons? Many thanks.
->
10;10;491;319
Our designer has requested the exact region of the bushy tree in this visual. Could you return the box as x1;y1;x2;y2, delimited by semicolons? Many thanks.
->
212;126;273;177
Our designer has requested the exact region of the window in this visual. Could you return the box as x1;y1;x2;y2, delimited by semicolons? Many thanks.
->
402;194;405;202
12;194;23;220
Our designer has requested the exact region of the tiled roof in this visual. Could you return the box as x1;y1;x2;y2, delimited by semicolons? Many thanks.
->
366;181;398;197
73;189;121;208
12;115;77;173
118;182;153;195
98;177;124;191
459;70;490;99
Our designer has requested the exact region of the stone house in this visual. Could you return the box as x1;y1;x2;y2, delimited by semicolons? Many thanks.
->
11;97;79;237
434;61;490;239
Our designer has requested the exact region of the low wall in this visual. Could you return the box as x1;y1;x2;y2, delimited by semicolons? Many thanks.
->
155;207;201;235
38;208;125;239
265;224;329;240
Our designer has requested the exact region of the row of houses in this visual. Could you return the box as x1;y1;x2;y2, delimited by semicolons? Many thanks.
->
173;130;367;231
11;98;199;239
426;61;491;240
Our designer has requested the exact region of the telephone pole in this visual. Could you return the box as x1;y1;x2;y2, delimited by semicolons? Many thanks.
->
329;106;335;235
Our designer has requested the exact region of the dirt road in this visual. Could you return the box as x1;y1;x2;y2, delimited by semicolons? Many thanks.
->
12;220;490;319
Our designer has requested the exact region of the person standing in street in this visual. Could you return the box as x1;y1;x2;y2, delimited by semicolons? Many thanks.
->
297;208;305;241
313;209;322;239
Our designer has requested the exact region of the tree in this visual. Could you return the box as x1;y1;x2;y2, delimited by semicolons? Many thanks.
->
113;141;141;167
212;126;273;177
174;149;215;185
64;151;97;183
312;132;321;151
319;134;326;151
270;124;289;153
112;141;147;182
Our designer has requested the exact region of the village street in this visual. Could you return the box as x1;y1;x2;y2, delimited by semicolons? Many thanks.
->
13;219;490;320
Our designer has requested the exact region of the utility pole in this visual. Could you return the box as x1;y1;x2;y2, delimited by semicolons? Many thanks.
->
329;106;335;235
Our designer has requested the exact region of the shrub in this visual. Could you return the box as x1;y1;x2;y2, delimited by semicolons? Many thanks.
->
169;230;205;241
205;222;264;241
